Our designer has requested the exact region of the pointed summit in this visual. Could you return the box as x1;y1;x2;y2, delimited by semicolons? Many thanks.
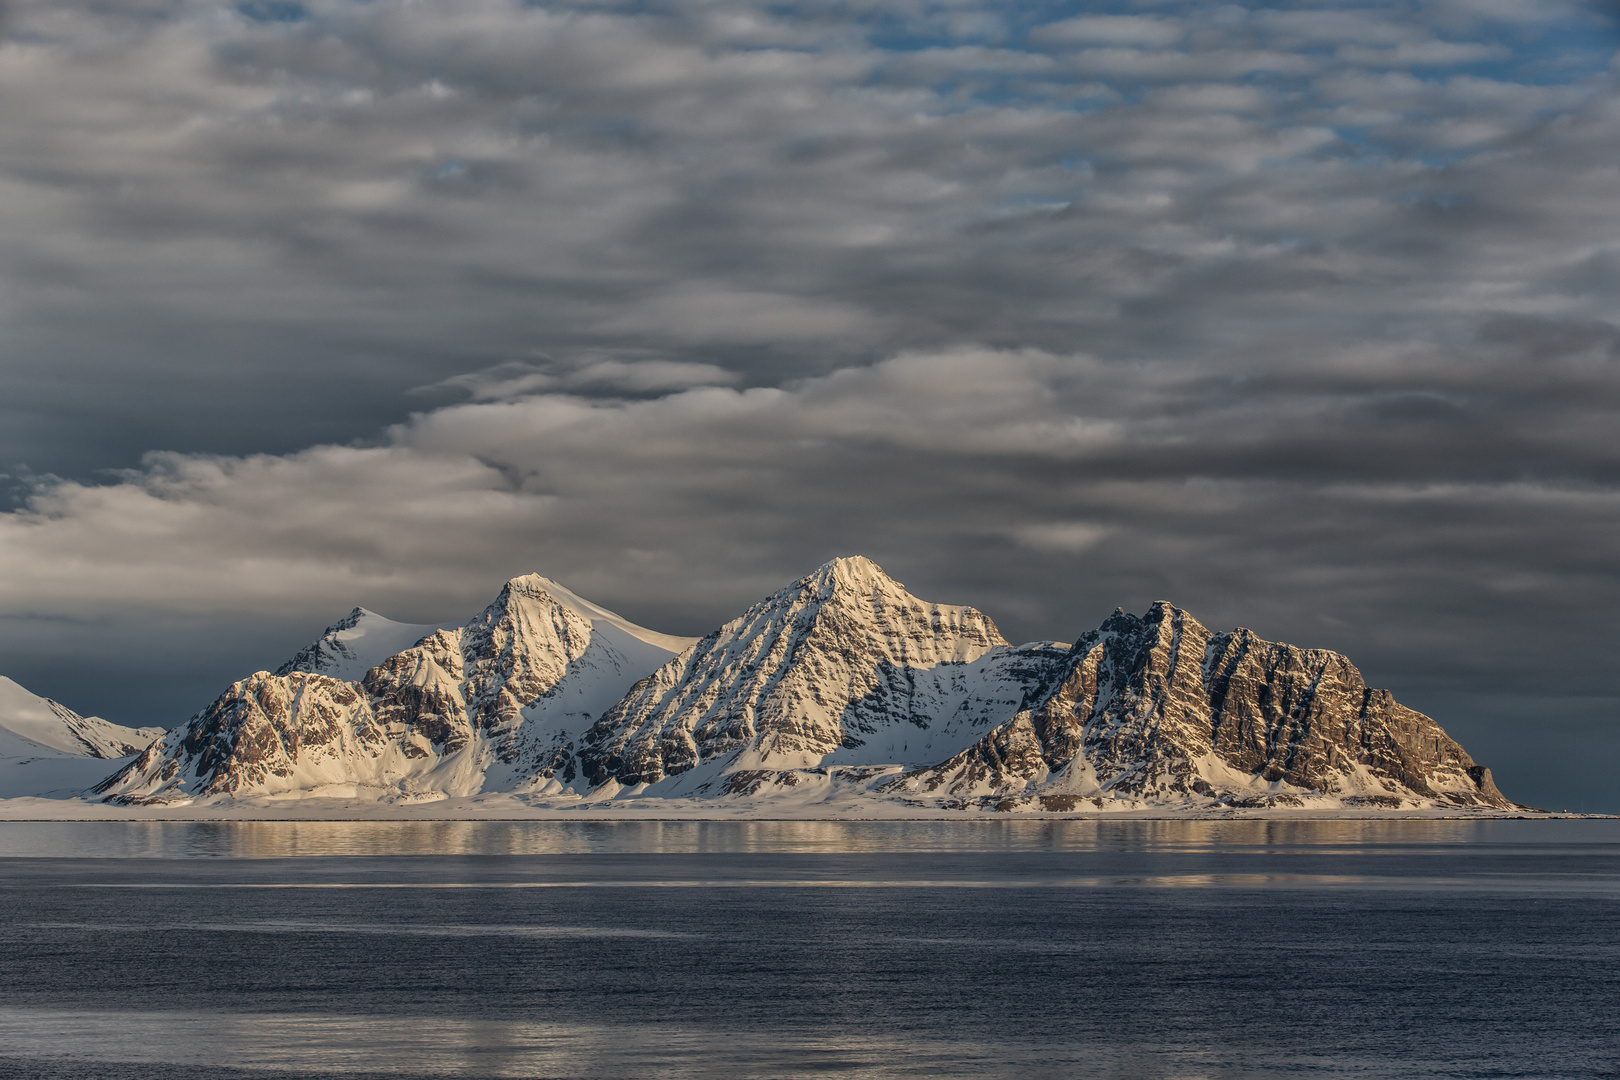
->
99;573;693;804
276;607;451;681
802;554;896;592
500;573;695;654
576;559;1019;789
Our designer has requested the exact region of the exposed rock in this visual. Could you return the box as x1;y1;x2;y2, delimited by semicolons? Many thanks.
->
96;576;688;804
576;556;1057;792
890;601;1517;810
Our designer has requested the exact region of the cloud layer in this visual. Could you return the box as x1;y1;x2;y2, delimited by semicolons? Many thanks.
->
1;0;1617;807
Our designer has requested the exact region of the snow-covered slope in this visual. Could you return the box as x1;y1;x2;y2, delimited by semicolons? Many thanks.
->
0;676;164;799
96;576;694;804
0;676;163;759
275;608;454;682
269;585;693;685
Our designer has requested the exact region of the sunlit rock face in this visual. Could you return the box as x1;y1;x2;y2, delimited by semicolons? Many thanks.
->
96;576;688;804
93;558;1517;812
576;556;1054;791
892;602;1513;811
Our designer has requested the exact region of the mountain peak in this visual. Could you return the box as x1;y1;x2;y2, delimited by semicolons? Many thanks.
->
275;607;449;681
900;598;1514;812
803;555;896;592
1096;600;1197;637
577;558;1014;787
784;557;999;643
501;573;564;598
496;573;696;654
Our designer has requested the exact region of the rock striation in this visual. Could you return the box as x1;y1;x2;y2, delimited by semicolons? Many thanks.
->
89;557;1521;812
575;556;1061;795
889;601;1512;810
96;576;690;804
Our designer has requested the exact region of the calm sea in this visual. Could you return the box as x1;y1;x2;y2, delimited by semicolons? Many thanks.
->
0;819;1614;1079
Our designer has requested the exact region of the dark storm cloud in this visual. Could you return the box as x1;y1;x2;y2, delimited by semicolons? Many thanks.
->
1;0;1618;808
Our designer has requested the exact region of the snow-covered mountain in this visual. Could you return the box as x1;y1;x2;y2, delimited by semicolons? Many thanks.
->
96;575;694;804
888;602;1513;811
90;557;1520;812
575;556;1067;797
0;676;165;800
0;676;162;759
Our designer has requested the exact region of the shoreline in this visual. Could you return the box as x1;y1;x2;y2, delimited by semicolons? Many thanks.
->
0;799;1606;823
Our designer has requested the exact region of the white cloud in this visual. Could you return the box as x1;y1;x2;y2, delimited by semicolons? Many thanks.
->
1252;9;1420;46
1063;46;1315;79
0;348;1109;617
1012;522;1110;554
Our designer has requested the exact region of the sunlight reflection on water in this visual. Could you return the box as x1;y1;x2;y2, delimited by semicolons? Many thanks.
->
0;1004;1502;1080
0;817;1610;859
1;820;1616;1079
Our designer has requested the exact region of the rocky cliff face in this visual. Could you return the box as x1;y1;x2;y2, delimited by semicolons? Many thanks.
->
573;557;1056;795
889;601;1512;810
96;575;688;804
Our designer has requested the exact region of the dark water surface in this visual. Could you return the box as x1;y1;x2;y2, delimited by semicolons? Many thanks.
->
0;819;1614;1079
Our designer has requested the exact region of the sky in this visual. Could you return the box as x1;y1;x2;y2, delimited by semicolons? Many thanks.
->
1;0;1617;811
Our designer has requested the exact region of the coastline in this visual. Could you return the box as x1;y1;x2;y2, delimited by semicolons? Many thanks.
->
0;794;1602;822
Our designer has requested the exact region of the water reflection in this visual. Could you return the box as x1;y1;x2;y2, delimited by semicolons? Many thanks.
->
0;1005;1463;1079
2;823;1616;1079
0;817;1612;858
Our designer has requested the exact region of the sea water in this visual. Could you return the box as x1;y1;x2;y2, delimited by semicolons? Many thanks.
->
0;819;1614;1079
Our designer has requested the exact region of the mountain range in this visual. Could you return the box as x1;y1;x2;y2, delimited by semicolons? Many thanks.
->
74;556;1518;813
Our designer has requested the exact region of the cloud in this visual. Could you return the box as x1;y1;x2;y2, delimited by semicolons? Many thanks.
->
1032;16;1184;48
415;357;738;401
1336;41;1512;68
6;332;1618;666
1061;46;1317;79
1251;9;1423;46
1432;0;1596;25
1011;522;1111;555
600;285;885;345
1;0;1619;806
